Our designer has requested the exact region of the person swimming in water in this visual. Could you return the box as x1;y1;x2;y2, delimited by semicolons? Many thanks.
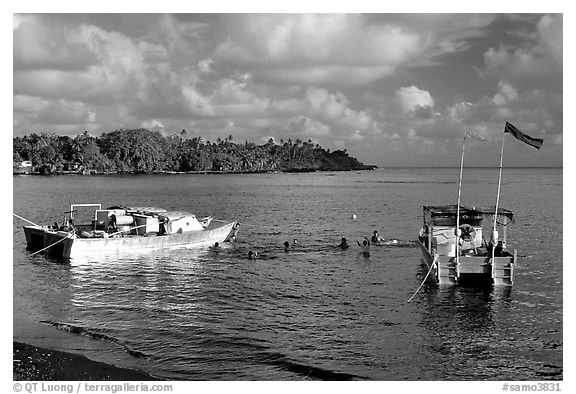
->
338;237;349;249
248;250;258;260
357;238;370;257
283;241;290;252
371;230;385;245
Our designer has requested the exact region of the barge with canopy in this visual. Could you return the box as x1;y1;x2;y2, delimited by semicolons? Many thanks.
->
22;203;239;259
417;204;516;286
413;123;539;287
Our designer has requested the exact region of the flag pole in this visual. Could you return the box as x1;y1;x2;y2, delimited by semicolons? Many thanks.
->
492;129;507;266
455;136;467;270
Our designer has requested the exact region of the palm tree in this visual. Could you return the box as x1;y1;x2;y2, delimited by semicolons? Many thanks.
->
71;138;84;164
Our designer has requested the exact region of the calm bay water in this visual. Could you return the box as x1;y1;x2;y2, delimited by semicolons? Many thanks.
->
12;168;562;380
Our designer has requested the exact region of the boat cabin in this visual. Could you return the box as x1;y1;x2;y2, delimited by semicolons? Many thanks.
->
66;204;208;238
418;204;516;286
419;204;514;257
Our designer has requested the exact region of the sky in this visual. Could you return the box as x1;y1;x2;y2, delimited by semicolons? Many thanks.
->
12;12;563;167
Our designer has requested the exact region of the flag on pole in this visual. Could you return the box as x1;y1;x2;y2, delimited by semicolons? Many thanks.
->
465;131;488;142
504;122;543;149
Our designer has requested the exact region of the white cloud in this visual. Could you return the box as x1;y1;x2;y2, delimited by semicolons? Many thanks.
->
198;58;214;74
11;14;562;167
305;88;348;120
395;86;435;113
213;78;255;104
286;116;331;137
181;85;215;117
14;17;96;72
13;95;50;114
349;130;365;141
140;119;164;129
259;65;396;87
447;101;475;123
212;14;424;86
492;81;519;106
536;14;562;63
483;14;562;86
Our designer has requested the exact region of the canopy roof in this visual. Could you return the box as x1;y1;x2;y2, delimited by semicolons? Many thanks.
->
158;211;196;221
107;206;167;214
423;204;514;219
423;204;514;226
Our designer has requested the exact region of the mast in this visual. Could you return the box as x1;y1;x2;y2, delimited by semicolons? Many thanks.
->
492;131;507;266
455;137;466;270
456;131;487;278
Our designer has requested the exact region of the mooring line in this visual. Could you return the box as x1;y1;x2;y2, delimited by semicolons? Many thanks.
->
12;213;41;227
407;256;438;303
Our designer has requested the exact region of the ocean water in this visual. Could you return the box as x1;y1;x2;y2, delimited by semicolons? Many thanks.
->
12;168;562;380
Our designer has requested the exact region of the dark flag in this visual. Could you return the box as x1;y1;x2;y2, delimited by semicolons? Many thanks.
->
504;122;544;149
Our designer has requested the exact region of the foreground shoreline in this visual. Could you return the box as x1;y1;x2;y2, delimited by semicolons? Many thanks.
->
13;342;160;381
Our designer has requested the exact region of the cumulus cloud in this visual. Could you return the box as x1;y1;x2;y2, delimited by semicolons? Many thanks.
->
198;58;214;74
14;16;97;71
36;99;94;125
181;85;215;117
286;116;331;137
212;14;425;86
302;87;378;133
14;94;50;114
482;14;562;88
140;119;165;129
12;14;562;166
178;80;379;140
305;88;349;120
14;23;152;105
442;81;561;144
395;86;436;114
492;81;519;106
537;14;562;62
258;65;396;87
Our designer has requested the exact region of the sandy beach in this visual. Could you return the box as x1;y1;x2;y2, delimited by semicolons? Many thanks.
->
13;342;160;381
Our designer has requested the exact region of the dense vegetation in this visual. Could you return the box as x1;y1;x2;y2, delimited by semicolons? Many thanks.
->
13;129;376;175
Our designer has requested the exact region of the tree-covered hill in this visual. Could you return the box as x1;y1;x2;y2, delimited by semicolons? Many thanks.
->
13;129;376;175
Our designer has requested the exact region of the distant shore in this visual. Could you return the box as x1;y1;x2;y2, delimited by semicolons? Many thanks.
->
13;165;377;176
13;342;159;381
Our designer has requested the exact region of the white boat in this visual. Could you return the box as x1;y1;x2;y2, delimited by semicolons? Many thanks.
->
417;205;516;286
23;204;239;259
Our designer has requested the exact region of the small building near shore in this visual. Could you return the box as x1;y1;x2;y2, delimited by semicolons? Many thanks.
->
14;160;32;174
61;160;80;172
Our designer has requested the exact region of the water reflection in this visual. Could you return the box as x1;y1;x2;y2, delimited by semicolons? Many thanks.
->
412;268;522;379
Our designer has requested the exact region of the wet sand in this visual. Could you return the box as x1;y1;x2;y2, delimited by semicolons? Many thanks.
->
13;342;160;381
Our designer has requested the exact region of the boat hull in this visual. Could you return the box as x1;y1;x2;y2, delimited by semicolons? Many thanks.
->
23;221;238;259
417;239;515;286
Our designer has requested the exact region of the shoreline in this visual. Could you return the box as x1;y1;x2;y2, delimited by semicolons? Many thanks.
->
13;342;160;381
13;166;377;176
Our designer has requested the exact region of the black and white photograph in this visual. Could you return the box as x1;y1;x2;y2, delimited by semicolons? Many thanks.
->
12;6;564;387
